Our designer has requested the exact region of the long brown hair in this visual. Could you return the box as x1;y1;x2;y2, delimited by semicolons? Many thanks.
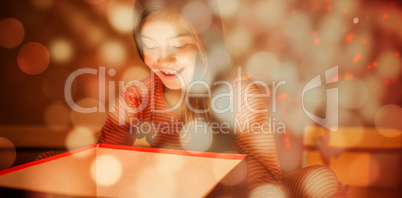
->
133;0;233;125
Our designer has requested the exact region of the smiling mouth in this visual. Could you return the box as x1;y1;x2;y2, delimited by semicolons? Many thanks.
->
159;68;184;75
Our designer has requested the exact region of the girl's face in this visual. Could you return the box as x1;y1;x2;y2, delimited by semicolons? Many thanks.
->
140;16;198;90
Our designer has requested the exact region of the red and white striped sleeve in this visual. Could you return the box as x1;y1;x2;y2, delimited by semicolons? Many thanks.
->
98;86;143;146
233;75;285;197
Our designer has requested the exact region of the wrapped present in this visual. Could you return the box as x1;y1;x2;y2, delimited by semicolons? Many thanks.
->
302;126;401;189
0;144;245;197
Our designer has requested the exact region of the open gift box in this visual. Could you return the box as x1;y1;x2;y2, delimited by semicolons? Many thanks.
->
302;126;401;189
0;144;245;197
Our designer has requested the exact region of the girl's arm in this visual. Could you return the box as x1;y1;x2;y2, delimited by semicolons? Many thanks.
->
98;88;140;146
233;76;284;197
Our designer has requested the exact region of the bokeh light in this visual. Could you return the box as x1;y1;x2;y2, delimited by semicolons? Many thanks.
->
180;120;213;152
252;0;285;29
225;27;252;55
210;84;235;131
70;97;107;131
338;78;368;109
345;154;370;186
107;2;135;34
374;104;402;137
377;51;401;79
44;103;70;130
182;1;213;33
319;13;343;44
17;42;50;75
90;154;122;186
65;127;96;151
98;40;126;67
43;69;77;102
49;38;74;64
0;137;16;170
212;0;239;18
246;51;281;83
285;12;313;53
121;66;151;82
0;18;25;48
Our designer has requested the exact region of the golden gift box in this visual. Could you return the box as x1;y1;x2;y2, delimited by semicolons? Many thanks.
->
0;144;245;197
302;126;401;189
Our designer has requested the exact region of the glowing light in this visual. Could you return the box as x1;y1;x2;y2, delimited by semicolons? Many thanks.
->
0;137;16;170
182;1;212;33
353;17;359;24
372;61;378;67
107;2;135;33
375;104;402;137
395;51;400;57
31;0;53;10
382;13;388;19
291;9;297;14
366;64;372;70
353;54;360;63
246;51;281;83
211;85;236;131
334;0;357;14
44;104;70;129
339;78;368;109
17;42;50;75
384;80;389;85
91;154;122;186
331;118;364;147
319;14;342;44
70;97;107;131
327;6;332;11
359;75;382;123
132;167;176;198
98;41;126;67
252;0;286;29
225;27;252;54
43;69;76;102
278;93;287;100
121;66;150;82
154;154;184;173
0;18;24;48
377;51;401;79
346;33;354;42
180;120;213;152
212;0;239;18
344;73;353;79
314;38;320;45
345;154;370;186
49;38;74;64
65;127;96;151
362;39;367;44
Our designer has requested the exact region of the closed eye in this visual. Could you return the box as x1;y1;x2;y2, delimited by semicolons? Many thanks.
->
172;44;188;49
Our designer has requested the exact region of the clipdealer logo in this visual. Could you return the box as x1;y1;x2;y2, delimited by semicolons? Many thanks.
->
301;66;339;132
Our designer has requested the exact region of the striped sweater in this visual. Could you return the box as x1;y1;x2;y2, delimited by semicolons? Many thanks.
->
98;74;341;197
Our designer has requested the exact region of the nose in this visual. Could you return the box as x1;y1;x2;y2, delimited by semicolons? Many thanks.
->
157;49;176;67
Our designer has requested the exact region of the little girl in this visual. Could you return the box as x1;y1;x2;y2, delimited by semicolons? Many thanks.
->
98;0;343;197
